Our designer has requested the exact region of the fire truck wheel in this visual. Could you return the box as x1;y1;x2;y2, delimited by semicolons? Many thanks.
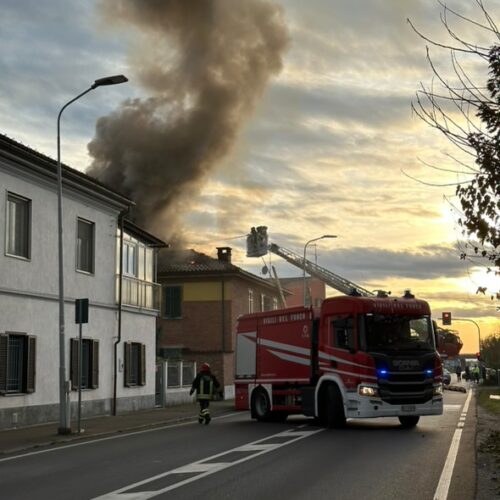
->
398;416;420;428
251;388;271;421
323;384;346;428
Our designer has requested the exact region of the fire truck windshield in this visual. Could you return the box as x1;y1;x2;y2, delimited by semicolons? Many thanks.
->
364;314;434;352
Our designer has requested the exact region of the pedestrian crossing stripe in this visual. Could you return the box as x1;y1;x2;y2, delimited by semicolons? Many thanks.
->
91;426;324;500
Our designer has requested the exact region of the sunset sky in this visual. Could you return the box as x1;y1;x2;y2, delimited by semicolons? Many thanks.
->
1;0;498;352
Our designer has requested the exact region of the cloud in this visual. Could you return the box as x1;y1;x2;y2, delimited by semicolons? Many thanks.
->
243;243;466;281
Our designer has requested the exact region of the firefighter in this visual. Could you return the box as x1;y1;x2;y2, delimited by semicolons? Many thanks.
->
190;363;221;425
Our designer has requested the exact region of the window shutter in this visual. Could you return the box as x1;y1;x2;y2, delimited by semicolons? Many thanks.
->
0;334;7;394
164;286;182;318
70;339;78;390
140;343;146;386
91;339;99;389
26;336;36;393
124;342;131;387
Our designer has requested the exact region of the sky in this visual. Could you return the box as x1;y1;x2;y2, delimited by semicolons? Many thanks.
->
0;0;498;353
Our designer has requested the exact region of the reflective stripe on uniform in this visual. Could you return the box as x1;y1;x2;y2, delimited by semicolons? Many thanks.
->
197;376;214;400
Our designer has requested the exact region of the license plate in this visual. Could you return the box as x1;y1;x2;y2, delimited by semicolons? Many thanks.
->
401;405;416;412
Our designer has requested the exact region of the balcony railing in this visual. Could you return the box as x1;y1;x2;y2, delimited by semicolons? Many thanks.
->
117;275;161;311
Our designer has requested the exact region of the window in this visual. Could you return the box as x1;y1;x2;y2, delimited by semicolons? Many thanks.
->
272;297;279;310
70;338;99;389
0;333;36;394
123;242;137;277
331;315;355;351
167;360;196;388
124;342;146;387
76;218;94;273
163;285;182;318
261;294;272;312
364;315;434;352
248;290;254;313
6;192;31;259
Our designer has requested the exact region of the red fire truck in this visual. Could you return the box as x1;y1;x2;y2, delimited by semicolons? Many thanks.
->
235;294;443;428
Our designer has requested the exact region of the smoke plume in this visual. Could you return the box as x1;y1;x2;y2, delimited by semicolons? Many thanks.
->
87;0;289;244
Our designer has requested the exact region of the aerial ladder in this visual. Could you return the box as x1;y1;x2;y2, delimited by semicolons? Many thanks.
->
247;226;373;297
267;243;373;297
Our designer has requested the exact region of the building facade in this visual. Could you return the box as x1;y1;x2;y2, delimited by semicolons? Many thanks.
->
157;247;288;402
0;135;163;429
280;276;326;308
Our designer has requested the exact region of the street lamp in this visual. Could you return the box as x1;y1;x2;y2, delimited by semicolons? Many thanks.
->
303;235;337;306
56;75;128;434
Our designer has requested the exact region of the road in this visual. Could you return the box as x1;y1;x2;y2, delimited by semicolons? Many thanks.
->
0;391;475;500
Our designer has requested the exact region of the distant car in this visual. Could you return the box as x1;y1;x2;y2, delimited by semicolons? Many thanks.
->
443;369;451;385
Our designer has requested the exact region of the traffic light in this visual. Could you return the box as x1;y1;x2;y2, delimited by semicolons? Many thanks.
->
442;311;452;325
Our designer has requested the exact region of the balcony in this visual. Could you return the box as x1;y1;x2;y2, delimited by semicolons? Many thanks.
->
117;275;161;311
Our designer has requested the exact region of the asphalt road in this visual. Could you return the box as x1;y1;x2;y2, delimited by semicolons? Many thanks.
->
0;391;475;500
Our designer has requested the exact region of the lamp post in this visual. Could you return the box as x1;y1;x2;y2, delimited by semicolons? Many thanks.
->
303;235;337;306
57;75;128;434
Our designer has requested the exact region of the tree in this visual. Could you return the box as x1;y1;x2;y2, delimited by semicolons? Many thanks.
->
481;331;500;369
409;1;499;289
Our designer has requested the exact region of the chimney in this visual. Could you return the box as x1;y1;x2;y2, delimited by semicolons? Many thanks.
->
217;247;232;263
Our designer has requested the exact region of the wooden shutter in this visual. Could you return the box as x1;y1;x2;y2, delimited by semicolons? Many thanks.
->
91;339;99;389
140;343;146;386
124;342;131;387
0;334;7;394
26;336;36;393
70;339;78;390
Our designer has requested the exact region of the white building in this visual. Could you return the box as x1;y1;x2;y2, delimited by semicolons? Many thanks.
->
0;134;165;429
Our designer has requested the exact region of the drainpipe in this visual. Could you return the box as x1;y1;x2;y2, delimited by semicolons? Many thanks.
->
221;278;226;353
220;278;226;393
113;207;128;416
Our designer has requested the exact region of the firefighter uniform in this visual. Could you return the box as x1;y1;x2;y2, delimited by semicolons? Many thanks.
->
190;363;221;425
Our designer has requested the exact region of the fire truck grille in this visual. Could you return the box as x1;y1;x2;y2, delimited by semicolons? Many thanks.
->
378;372;433;405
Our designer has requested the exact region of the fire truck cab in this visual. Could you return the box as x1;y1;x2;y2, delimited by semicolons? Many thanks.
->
235;295;443;428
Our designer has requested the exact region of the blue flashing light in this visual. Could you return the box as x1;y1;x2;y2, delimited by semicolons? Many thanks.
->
378;369;388;377
425;369;433;376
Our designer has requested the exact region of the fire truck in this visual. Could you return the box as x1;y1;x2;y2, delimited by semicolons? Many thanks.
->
236;228;444;427
235;294;443;427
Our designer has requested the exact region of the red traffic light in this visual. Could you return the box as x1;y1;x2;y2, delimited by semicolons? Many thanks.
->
442;312;452;325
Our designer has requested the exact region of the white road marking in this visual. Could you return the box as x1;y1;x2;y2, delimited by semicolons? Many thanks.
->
443;404;461;410
0;412;241;463
92;427;324;500
433;389;473;500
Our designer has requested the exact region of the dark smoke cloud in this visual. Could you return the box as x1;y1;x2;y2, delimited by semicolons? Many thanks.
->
87;0;289;244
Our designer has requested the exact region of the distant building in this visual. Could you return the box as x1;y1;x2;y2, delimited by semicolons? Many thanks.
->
280;276;326;308
0;134;165;429
156;247;289;402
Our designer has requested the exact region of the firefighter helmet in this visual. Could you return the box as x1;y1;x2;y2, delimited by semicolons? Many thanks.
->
201;362;210;372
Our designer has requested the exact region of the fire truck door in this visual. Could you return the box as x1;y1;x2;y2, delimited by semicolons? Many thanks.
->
326;315;360;388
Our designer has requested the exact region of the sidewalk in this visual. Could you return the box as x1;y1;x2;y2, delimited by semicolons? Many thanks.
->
0;399;236;456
